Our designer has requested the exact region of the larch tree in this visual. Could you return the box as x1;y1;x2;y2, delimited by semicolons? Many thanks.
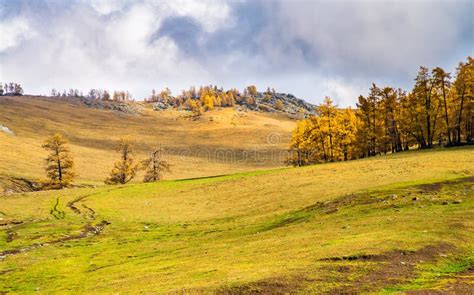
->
317;97;338;161
356;95;372;157
432;67;452;145
105;137;140;185
288;119;315;166
186;98;203;116
412;67;441;148
452;57;473;144
142;148;171;182
337;109;358;161
42;134;76;189
379;87;403;153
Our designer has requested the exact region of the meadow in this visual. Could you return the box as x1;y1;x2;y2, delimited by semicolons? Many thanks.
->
1;146;473;293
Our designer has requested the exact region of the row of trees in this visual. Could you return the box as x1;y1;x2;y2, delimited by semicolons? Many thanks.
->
42;134;170;189
104;138;170;185
146;85;275;115
289;57;473;166
289;97;358;165
50;88;133;102
0;82;24;96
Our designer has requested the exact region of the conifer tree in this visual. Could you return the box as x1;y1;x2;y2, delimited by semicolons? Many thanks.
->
105;138;139;185
433;67;452;145
142;148;171;182
317;97;338;161
42;134;76;189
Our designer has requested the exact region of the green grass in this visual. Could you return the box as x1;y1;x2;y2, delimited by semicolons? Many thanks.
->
0;147;473;293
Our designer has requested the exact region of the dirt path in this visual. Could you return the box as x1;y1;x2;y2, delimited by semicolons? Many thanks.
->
0;220;110;257
0;187;122;258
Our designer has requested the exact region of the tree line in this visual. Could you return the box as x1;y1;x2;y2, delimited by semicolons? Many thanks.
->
41;134;170;189
289;57;473;166
50;88;133;102
146;85;278;116
0;82;24;96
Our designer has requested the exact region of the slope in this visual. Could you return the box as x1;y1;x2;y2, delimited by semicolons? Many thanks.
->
0;147;473;293
0;96;295;191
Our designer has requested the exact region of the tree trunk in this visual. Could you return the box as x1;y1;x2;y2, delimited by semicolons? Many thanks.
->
56;149;63;188
457;87;466;144
441;77;451;145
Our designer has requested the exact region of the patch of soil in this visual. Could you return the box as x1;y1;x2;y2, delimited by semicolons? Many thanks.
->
405;266;474;294
328;243;455;294
5;230;17;243
216;276;302;295
0;220;23;226
416;176;474;193
0;176;43;194
319;253;383;262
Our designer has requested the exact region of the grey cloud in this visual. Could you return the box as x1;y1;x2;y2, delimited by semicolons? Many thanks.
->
0;0;472;106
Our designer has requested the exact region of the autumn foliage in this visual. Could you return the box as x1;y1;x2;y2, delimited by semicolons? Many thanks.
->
42;134;76;188
105;138;140;185
289;57;473;166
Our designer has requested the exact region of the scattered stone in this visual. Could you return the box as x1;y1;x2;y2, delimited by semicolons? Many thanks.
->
152;102;169;111
442;201;449;205
452;200;462;204
58;96;144;115
0;124;14;135
412;197;418;201
325;208;339;214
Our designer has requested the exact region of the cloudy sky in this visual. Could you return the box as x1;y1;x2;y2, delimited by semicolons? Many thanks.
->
0;0;472;106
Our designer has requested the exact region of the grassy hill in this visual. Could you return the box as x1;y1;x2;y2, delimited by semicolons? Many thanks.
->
0;96;295;191
1;147;473;293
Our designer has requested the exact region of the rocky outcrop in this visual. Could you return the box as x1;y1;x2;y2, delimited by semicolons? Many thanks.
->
243;92;316;116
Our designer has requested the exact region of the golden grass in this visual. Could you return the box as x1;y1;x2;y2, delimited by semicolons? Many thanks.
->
0;96;295;185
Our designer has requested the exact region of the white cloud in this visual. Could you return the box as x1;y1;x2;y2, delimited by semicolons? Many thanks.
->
87;0;128;15
0;17;35;52
0;1;470;105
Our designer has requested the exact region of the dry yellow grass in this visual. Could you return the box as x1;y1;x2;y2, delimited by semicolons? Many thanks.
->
0;96;295;186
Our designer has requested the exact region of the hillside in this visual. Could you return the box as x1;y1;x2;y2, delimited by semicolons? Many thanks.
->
0;95;296;192
1;147;473;293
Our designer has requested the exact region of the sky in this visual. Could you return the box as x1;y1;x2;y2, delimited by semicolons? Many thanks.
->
0;0;472;106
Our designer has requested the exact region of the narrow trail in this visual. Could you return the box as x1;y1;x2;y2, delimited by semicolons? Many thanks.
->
0;187;123;258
